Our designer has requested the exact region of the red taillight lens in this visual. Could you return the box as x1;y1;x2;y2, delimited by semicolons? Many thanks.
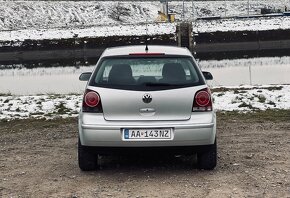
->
82;90;102;113
85;91;100;107
192;88;212;112
196;91;210;107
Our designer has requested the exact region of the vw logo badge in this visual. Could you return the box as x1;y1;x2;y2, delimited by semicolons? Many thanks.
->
142;93;152;103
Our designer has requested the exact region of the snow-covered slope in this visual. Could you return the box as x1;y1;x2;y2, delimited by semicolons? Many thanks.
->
0;23;175;42
0;1;287;31
192;17;290;32
0;1;160;31
1;1;290;42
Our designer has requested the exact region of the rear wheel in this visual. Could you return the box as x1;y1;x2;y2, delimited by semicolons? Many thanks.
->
197;140;217;170
78;138;98;171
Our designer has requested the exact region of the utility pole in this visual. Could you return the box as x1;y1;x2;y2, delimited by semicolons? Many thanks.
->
247;0;250;17
182;0;185;21
159;0;169;22
249;65;252;85
224;0;227;17
191;0;195;21
191;0;194;21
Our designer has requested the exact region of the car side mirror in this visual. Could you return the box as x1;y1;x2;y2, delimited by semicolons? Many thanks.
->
79;72;92;81
202;71;213;80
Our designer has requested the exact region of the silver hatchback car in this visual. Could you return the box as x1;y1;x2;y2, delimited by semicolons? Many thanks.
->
78;45;216;170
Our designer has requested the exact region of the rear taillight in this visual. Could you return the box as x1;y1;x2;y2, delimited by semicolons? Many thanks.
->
192;88;212;112
82;90;103;113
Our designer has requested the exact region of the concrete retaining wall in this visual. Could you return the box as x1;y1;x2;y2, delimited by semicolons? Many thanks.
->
194;29;290;52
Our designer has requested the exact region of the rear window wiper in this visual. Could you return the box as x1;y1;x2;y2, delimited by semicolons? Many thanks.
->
143;82;172;86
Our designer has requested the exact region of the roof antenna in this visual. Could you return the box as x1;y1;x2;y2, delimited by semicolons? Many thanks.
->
145;18;149;52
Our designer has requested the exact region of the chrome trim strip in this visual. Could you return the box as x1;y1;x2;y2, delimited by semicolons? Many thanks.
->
81;123;214;130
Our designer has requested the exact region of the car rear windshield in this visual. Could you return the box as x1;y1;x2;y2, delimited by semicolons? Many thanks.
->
89;56;205;91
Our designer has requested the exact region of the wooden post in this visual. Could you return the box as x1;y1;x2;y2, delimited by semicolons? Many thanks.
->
176;22;193;51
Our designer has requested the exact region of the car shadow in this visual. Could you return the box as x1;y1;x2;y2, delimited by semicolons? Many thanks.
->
97;153;198;171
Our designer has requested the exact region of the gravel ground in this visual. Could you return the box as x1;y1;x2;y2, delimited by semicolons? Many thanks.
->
0;113;289;197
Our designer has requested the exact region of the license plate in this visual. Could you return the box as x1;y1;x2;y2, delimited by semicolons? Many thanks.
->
122;128;173;141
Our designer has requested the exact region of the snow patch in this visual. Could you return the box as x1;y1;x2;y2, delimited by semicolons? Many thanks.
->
1;85;289;120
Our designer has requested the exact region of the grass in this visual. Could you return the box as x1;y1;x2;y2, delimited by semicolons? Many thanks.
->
233;90;247;94
267;101;276;106
54;103;71;114
30;112;45;115
48;94;63;99
217;93;225;97
217;109;290;123
67;92;82;95
237;102;258;110
0;117;78;134
238;102;250;108
264;86;283;91
0;92;12;96
212;85;284;93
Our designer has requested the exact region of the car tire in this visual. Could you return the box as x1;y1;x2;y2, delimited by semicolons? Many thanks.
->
197;139;217;170
78;138;98;171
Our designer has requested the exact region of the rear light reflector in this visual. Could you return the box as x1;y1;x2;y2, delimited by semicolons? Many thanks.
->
195;91;210;107
192;88;212;112
85;91;100;107
82;90;103;113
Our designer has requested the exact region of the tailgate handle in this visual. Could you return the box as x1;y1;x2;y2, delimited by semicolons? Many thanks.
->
139;108;155;113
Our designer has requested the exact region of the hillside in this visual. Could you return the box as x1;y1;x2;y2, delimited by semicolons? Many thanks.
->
0;1;289;43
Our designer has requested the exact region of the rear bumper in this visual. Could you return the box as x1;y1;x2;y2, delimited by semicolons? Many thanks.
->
79;112;216;147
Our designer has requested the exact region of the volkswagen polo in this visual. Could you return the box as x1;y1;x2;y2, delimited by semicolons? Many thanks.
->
78;45;216;171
